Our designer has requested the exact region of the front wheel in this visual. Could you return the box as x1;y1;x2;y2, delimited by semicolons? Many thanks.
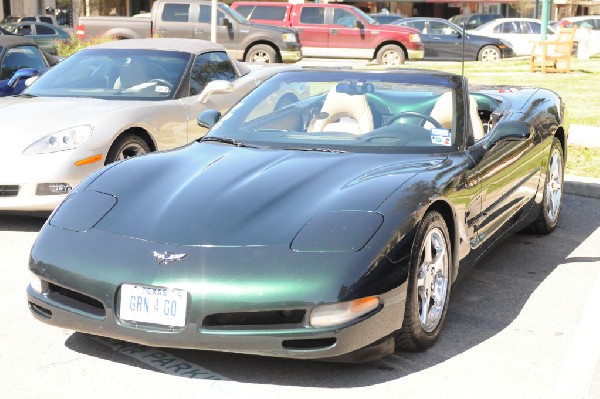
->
105;134;151;165
396;211;451;351
478;45;501;62
245;44;278;63
527;137;564;234
376;44;406;66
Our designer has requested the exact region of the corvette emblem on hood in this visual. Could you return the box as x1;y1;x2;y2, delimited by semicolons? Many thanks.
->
153;251;187;265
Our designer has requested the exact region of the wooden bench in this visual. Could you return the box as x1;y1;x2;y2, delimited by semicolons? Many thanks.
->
530;26;577;73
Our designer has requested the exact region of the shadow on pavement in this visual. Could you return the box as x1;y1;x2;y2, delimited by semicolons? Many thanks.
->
0;214;46;232
65;195;600;388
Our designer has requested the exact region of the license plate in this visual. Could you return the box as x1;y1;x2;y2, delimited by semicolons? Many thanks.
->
119;284;187;327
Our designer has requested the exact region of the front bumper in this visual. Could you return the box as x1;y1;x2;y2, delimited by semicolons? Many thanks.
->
280;50;303;63
27;225;407;360
407;48;425;61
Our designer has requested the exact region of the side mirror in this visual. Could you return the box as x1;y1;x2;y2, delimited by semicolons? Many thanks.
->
484;120;533;150
220;17;231;27
8;68;38;88
198;80;234;104
355;20;365;29
197;109;222;130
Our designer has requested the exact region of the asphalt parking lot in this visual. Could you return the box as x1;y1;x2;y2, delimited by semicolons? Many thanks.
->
1;193;599;399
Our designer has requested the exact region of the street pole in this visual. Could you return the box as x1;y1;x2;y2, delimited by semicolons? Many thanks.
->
211;0;217;43
541;0;550;40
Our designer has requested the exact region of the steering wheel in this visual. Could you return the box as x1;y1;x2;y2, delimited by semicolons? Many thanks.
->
148;78;173;90
385;111;442;129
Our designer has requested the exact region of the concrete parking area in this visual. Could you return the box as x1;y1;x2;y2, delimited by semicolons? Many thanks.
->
1;192;599;398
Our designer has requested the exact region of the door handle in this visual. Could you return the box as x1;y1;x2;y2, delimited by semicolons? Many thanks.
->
194;28;203;33
157;27;165;32
296;28;303;33
330;29;338;34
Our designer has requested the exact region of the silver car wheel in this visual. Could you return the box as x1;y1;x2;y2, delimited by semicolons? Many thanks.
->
250;50;271;63
545;148;563;223
382;50;402;66
117;142;148;160
417;227;449;333
479;46;501;62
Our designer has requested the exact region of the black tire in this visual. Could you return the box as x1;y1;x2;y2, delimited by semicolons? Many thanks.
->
245;44;278;63
376;44;406;66
105;134;151;165
527;137;564;235
478;45;501;62
396;211;452;351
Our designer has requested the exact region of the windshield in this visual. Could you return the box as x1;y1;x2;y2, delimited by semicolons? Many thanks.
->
206;70;460;154
25;48;191;100
352;6;378;25
219;3;248;24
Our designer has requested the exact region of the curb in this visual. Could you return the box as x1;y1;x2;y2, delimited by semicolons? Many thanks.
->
564;174;600;200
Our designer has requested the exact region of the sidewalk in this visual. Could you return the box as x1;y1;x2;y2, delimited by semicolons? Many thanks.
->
565;124;600;200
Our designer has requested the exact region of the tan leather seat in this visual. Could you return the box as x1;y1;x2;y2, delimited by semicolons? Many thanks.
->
309;87;374;135
429;92;485;142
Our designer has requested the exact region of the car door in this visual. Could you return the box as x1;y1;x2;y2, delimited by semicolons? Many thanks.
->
327;8;373;59
155;2;195;38
426;20;465;60
294;5;330;58
195;4;239;49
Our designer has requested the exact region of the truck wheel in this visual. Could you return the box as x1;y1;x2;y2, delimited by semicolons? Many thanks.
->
376;44;405;66
478;45;501;62
246;45;278;63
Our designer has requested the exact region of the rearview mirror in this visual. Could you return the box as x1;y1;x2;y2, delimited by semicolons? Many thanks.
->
198;80;234;104
8;68;38;88
197;109;222;130
484;120;533;150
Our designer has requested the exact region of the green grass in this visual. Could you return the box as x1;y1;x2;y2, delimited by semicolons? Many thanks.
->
397;57;600;177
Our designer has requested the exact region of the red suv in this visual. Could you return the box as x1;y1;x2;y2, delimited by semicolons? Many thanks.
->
232;2;424;65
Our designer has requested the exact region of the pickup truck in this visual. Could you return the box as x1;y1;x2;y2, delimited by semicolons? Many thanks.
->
75;0;302;64
231;2;424;66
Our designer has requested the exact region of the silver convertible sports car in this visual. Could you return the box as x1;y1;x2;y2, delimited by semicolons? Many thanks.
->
0;38;295;212
28;69;566;362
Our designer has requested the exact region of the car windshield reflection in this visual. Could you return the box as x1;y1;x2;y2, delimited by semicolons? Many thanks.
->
25;48;191;100
207;70;459;154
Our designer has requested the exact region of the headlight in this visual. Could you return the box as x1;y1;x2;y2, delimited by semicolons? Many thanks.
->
282;33;298;43
409;33;422;43
310;297;380;328
23;125;94;154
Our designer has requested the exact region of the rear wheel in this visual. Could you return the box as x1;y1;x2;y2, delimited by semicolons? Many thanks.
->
396;211;451;351
376;44;406;66
245;44;278;63
478;45;501;62
105;134;151;165
527;137;564;234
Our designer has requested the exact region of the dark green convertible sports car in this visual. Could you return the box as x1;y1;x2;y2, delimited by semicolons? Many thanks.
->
27;69;566;361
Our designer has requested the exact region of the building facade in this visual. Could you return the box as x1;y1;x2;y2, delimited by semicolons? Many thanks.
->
2;0;599;25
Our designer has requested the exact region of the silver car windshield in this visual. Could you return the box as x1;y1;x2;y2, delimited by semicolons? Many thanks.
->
25;48;191;100
206;70;459;154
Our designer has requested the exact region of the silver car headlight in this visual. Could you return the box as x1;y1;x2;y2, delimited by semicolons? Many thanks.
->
282;33;298;43
23;125;94;155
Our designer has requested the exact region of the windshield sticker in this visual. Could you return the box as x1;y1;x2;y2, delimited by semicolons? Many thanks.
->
431;128;451;146
155;85;170;94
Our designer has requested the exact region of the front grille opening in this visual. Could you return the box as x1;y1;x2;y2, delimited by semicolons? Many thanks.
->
203;309;306;327
29;301;52;319
282;338;337;351
47;282;106;318
0;185;19;197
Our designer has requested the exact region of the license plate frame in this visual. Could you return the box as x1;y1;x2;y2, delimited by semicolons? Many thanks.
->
119;284;187;327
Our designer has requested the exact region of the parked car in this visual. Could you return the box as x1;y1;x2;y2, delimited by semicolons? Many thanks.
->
470;18;555;56
76;0;302;64
4;21;70;55
393;17;514;61
1;14;58;28
27;68;567;362
559;15;600;57
0;35;59;96
232;1;424;65
369;13;405;25
0;38;297;212
449;13;502;30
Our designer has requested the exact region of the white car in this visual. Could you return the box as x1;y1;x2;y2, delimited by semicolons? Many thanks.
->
0;38;295;213
560;15;600;57
470;18;555;56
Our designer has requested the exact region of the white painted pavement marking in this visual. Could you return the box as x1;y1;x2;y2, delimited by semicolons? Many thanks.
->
551;256;600;399
92;336;228;380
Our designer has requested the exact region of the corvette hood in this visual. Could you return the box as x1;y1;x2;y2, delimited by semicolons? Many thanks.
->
0;97;141;154
86;143;444;246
